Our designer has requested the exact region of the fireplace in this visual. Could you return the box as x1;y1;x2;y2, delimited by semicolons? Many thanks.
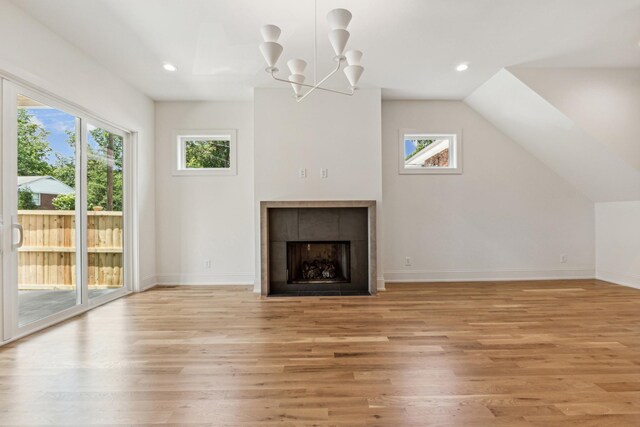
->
287;241;350;284
260;201;377;296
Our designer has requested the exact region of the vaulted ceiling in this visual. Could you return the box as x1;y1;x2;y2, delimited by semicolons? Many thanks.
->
465;69;640;202
12;0;640;101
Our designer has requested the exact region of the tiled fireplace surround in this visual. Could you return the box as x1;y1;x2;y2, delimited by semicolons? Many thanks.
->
260;201;377;296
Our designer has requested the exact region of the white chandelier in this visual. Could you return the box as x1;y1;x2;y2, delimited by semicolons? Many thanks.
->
259;6;364;102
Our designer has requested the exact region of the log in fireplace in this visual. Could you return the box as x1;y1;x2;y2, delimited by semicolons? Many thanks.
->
287;241;350;284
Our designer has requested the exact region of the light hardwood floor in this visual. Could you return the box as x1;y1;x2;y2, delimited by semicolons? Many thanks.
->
2;280;640;426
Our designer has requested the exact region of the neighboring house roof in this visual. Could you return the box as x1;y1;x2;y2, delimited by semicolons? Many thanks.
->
17;176;74;195
17;176;47;186
405;139;450;167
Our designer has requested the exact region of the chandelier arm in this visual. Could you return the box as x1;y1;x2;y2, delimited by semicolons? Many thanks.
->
300;84;354;98
269;59;340;90
269;72;354;97
295;58;343;102
268;60;353;100
269;73;325;89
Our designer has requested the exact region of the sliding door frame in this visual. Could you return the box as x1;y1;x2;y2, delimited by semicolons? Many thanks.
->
82;117;133;308
0;76;137;344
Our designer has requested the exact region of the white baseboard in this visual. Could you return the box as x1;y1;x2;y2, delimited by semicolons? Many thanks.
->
140;275;157;291
596;270;640;290
377;276;386;291
384;268;595;283
155;273;255;286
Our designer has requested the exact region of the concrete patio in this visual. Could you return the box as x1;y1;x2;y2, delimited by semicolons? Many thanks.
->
18;289;120;326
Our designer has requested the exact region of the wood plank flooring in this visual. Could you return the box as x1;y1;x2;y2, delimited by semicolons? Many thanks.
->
2;279;640;426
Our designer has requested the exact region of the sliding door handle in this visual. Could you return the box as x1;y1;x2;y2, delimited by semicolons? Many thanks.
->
12;222;23;250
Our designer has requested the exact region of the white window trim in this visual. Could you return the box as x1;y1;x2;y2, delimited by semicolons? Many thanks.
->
398;130;463;175
173;129;237;176
32;192;41;206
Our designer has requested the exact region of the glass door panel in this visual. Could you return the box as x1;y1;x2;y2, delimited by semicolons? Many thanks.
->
15;93;81;327
86;124;125;301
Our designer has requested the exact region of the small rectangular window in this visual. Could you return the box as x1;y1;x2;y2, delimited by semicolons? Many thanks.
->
399;132;462;174
174;130;237;176
32;193;41;206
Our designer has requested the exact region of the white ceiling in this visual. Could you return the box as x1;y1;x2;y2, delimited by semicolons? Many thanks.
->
12;0;640;101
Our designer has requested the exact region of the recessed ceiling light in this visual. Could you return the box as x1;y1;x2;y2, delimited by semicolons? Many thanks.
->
163;63;177;72
456;63;469;72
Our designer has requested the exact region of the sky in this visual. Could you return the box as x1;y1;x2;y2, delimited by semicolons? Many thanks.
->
25;107;76;164
404;139;417;158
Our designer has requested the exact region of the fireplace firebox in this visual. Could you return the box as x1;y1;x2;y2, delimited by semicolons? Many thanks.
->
287;241;350;284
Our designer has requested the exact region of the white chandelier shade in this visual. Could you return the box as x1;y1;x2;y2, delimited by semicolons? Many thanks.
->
328;29;350;57
289;74;305;96
259;7;364;101
327;8;352;30
345;50;363;66
260;24;281;43
259;41;283;69
344;49;364;87
287;59;307;75
344;64;364;88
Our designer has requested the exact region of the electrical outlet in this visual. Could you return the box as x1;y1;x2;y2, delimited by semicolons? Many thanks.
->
320;168;328;178
560;254;567;263
299;168;307;178
405;257;411;266
204;259;212;268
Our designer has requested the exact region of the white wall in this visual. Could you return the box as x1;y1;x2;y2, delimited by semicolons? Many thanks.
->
155;102;254;284
511;68;640;170
0;1;156;288
382;100;595;281
509;68;640;289
465;69;640;202
253;88;383;291
595;202;640;288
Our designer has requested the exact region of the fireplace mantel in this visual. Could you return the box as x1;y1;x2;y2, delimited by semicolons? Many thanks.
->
260;200;377;296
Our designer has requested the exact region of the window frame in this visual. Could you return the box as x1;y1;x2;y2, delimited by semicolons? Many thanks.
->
32;192;41;206
173;129;237;176
398;130;462;175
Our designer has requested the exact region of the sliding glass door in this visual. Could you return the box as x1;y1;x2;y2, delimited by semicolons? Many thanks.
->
85;122;126;302
2;80;130;340
2;84;82;330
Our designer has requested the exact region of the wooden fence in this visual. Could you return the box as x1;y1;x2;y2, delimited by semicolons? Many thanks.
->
18;210;123;290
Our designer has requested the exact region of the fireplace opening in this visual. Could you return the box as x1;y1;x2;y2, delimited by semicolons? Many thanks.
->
286;241;351;284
